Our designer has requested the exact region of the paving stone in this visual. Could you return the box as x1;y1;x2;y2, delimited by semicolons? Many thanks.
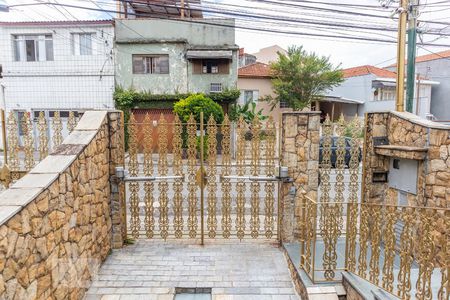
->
85;240;299;299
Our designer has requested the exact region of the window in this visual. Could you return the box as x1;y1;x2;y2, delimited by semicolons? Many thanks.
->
71;33;93;55
280;99;290;108
202;60;219;74
241;90;259;104
210;83;222;93
13;34;53;62
373;88;395;101
132;55;169;74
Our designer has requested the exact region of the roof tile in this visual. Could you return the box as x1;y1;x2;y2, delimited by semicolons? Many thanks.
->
342;65;397;79
387;49;450;67
238;62;272;78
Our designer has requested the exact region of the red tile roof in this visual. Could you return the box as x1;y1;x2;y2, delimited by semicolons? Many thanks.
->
387;49;450;67
0;20;113;26
238;62;272;78
342;65;397;79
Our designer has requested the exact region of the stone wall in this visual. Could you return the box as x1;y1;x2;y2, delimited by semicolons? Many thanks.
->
363;111;449;267
280;112;320;241
363;111;450;208
0;111;125;299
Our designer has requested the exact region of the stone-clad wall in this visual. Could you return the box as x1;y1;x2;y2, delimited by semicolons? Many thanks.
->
364;111;450;208
363;111;449;266
280;112;320;241
0;111;124;300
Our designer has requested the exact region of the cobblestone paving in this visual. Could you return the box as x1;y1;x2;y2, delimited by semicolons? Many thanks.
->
85;240;299;300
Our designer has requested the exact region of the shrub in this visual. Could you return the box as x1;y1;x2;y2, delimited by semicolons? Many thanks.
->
173;94;224;124
229;101;268;124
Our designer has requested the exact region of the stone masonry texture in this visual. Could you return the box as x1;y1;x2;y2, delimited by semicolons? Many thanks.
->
280;112;320;242
363;111;450;266
0;111;125;300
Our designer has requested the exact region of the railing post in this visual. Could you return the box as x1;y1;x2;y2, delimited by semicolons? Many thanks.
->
199;111;205;246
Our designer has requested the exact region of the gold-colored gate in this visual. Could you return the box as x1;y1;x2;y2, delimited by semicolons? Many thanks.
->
123;111;283;243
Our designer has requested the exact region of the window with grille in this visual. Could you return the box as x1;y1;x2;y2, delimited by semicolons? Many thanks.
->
280;99;290;108
210;83;222;93
13;34;54;62
202;60;219;74
241;90;259;104
132;55;169;74
71;33;94;55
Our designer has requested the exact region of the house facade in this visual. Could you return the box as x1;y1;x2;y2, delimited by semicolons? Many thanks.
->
251;45;287;65
114;18;238;96
0;20;115;118
237;62;291;122
0;20;114;150
326;65;438;120
238;48;256;67
386;50;450;122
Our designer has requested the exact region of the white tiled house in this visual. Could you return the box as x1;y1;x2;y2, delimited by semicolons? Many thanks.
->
0;20;114;146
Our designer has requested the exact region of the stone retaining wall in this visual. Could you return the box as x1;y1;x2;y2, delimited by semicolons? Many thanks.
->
280;112;320;241
0;111;124;300
363;111;450;207
363;111;449;266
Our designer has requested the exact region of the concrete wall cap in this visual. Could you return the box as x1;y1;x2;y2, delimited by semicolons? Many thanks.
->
0;206;22;227
11;173;59;189
390;111;450;130
0;187;43;207
62;130;97;145
74;110;108;130
29;155;77;174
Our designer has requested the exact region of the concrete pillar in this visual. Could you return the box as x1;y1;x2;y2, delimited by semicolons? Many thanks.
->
280;111;320;242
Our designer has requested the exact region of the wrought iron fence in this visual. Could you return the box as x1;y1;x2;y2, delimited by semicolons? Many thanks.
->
125;112;281;241
298;115;449;300
1;110;78;187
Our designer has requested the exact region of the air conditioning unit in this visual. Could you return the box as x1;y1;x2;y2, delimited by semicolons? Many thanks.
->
210;83;222;93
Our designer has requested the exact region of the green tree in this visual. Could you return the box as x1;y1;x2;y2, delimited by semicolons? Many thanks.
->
267;46;344;111
173;93;224;124
229;101;268;124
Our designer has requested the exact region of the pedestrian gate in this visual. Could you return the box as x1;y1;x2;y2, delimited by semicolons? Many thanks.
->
120;112;285;243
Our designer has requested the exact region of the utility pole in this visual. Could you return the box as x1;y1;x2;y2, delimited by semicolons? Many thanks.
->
395;0;408;112
406;0;419;113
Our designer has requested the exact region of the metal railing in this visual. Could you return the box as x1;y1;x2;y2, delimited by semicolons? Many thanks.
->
124;111;282;242
0;110;78;187
298;115;449;299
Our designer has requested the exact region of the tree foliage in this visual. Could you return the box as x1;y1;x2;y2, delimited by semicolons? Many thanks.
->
173;94;224;124
267;46;344;111
114;87;240;110
229;101;268;124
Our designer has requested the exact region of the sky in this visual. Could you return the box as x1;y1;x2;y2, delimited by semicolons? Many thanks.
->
1;0;450;68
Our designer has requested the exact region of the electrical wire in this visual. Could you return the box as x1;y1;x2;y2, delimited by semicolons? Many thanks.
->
7;0;450;47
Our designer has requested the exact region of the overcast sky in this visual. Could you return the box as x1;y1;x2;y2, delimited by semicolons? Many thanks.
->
1;0;449;68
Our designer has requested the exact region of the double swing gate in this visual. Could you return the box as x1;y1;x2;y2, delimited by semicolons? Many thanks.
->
122;111;284;243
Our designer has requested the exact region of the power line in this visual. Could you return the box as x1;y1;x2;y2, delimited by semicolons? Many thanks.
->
7;1;450;47
119;0;450;36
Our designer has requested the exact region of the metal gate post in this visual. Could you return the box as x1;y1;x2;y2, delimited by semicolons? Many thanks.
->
199;111;205;245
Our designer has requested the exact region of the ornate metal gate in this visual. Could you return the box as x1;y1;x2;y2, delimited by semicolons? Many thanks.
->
121;111;284;243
